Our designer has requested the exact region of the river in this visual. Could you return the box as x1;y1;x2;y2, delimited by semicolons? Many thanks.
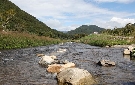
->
0;42;135;85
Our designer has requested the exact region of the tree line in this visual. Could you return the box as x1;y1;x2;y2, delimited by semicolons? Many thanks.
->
102;23;135;37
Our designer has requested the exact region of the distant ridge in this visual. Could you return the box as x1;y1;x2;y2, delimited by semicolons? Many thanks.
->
67;25;105;35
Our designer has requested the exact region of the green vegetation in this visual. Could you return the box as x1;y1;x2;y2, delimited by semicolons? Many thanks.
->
0;0;69;39
67;25;105;35
0;31;62;50
1;0;135;50
102;23;135;36
79;34;133;47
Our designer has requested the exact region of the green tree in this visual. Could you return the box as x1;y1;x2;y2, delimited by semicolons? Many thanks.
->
0;9;16;30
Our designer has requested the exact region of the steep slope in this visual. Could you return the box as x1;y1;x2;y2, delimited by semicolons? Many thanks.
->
0;0;67;39
67;25;105;35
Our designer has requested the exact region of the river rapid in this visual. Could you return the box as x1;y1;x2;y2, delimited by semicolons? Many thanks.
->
0;42;135;85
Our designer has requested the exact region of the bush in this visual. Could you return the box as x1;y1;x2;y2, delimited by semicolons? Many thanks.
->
0;31;62;50
79;34;130;47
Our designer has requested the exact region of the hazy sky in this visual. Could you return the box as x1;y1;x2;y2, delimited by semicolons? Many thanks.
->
9;0;135;31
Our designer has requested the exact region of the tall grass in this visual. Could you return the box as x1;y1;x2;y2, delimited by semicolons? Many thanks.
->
79;34;131;47
0;31;62;50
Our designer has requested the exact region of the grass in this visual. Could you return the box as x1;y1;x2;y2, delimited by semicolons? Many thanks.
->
1;31;134;50
0;31;62;50
79;34;132;47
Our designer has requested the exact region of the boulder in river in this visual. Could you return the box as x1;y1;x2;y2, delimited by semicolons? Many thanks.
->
57;68;95;85
124;49;131;55
38;55;56;67
123;46;135;55
47;62;75;73
128;46;134;52
97;60;115;66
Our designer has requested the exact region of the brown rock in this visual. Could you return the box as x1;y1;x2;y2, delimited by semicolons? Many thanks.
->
47;62;75;73
47;64;63;73
37;54;45;57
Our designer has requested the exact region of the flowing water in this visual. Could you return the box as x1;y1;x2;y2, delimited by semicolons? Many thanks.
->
0;42;135;85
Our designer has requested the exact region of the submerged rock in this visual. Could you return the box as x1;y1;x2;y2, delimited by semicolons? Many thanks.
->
37;54;45;57
57;68;95;85
97;60;115;66
57;48;67;53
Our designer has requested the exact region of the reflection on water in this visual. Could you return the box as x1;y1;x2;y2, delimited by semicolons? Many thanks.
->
124;55;131;61
0;43;135;85
124;54;135;61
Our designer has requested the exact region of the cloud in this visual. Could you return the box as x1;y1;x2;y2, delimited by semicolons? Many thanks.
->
44;19;79;31
94;0;135;3
91;17;135;29
111;17;135;26
10;0;120;19
45;19;62;30
9;0;135;31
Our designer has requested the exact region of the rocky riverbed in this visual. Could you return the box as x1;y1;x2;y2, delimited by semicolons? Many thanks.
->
0;42;135;85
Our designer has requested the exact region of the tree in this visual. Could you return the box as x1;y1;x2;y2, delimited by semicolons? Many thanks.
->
0;9;16;30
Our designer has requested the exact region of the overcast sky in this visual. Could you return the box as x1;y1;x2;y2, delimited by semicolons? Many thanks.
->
9;0;135;31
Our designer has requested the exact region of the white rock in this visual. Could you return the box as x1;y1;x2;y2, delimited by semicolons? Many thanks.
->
97;60;115;66
124;49;130;55
128;46;134;52
57;68;95;85
38;55;54;66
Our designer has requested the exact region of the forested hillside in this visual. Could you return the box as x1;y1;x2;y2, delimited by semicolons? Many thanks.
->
0;0;68;39
102;23;135;36
67;25;105;35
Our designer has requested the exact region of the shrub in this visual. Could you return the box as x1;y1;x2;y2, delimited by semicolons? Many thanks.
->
0;31;62;50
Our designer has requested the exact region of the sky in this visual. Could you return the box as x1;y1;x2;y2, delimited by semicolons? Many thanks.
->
9;0;135;31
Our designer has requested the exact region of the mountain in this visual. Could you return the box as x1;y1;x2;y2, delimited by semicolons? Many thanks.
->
0;0;68;39
67;25;105;35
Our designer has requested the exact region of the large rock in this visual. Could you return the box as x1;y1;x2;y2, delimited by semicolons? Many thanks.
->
47;62;75;73
57;68;95;85
38;55;55;66
97;60;115;66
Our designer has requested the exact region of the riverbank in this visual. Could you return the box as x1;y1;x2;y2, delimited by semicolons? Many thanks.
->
111;44;135;48
0;42;135;85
